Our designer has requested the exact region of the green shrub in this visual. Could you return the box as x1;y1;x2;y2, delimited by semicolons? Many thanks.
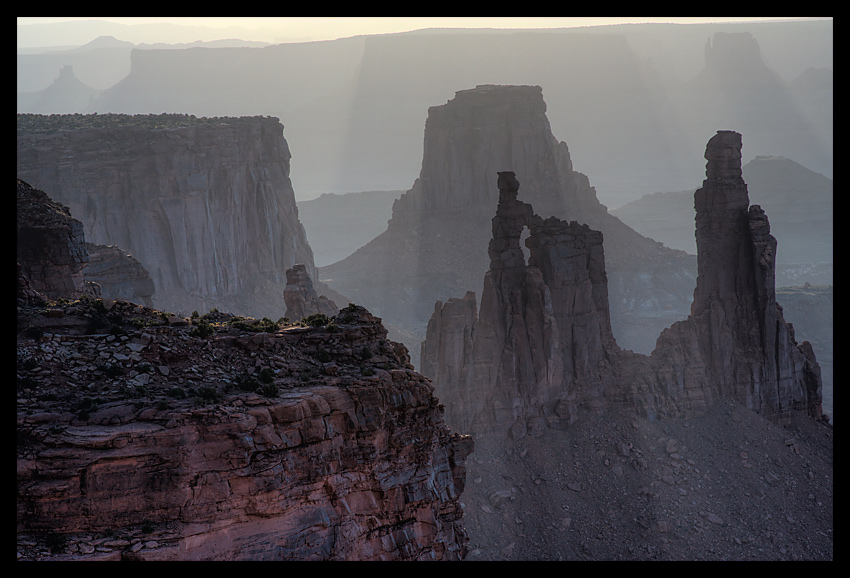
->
190;322;214;338
303;313;329;327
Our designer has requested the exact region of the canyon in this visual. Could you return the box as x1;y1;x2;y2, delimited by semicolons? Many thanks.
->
17;124;832;560
16;24;832;556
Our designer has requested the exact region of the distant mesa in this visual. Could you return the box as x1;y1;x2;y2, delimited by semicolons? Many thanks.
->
320;84;698;362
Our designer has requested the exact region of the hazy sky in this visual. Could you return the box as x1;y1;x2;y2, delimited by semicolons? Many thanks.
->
17;16;823;46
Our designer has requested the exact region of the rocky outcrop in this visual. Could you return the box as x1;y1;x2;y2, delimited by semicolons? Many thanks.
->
422;171;627;437
85;243;155;308
283;264;338;322
423;134;823;441
17;179;89;300
16;113;317;319
649;131;823;422
321;85;697;363
17;299;472;561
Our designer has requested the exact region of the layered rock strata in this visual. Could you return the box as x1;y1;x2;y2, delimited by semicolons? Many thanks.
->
423;135;823;441
321;85;697;362
283;264;338;322
16;114;317;319
17;299;472;561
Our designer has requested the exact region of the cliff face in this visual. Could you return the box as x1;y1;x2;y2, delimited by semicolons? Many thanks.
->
321;85;697;361
16;114;316;319
422;133;823;442
17;179;89;300
17;298;471;561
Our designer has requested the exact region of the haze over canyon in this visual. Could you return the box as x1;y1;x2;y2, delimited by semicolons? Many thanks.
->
17;18;832;561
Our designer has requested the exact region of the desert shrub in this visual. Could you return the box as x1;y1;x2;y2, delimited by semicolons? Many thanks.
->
312;349;333;363
103;364;124;379
258;368;275;384
136;362;154;374
197;386;219;402
235;373;260;392
303;313;329;327
190;322;214;338
167;386;187;399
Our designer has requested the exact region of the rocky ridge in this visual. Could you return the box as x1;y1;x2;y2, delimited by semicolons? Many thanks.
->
17;179;90;300
17;292;471;560
85;242;155;308
283;263;338;323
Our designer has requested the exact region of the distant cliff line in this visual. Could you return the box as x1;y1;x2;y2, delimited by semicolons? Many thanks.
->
17;113;318;320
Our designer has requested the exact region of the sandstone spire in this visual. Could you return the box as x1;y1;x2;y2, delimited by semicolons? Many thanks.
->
424;133;823;441
652;130;822;420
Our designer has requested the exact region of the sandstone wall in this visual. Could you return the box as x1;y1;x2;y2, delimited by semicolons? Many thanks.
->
16;114;316;319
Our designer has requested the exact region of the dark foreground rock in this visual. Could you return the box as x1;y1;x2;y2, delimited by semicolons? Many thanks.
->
16;296;471;561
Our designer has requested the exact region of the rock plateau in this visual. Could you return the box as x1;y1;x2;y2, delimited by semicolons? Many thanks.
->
16;113;320;320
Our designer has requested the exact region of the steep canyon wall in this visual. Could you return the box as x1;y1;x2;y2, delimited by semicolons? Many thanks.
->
16;114;316;319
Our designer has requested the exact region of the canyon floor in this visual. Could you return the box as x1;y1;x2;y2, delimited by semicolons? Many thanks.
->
461;401;833;561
